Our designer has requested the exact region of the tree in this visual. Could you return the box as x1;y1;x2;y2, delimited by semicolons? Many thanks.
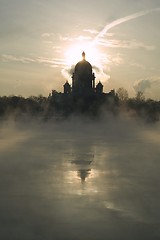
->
135;91;145;101
117;88;128;102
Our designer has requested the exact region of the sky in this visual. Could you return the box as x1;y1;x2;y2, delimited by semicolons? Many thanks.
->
0;0;160;99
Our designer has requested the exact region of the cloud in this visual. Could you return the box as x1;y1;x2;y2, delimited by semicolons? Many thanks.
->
36;57;65;66
61;65;75;81
92;65;101;73
60;35;92;42
134;79;152;92
83;29;99;34
133;79;160;99
52;46;62;53
41;33;52;38
92;8;160;46
97;39;155;50
1;54;35;64
1;54;66;68
130;63;146;70
41;32;56;38
109;53;124;66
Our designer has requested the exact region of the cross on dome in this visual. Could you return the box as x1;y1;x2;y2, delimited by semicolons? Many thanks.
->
82;51;86;60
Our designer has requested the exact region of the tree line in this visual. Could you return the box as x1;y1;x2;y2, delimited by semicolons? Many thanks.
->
0;88;159;122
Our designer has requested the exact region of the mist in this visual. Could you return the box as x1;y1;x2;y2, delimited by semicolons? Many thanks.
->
0;115;160;240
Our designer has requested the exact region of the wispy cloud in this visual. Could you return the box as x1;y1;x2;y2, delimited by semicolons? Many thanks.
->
41;33;55;38
42;32;92;45
59;35;92;42
98;39;155;50
36;57;65;66
84;28;114;37
110;53;124;66
92;8;160;46
83;29;99;35
130;63;146;70
1;54;35;64
1;54;65;68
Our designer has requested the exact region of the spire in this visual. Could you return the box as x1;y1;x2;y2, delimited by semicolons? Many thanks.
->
82;51;85;60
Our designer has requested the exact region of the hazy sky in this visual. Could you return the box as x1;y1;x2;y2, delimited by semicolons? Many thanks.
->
0;0;160;98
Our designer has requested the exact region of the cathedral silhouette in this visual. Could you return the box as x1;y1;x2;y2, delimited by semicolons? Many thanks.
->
64;51;103;96
49;52;117;113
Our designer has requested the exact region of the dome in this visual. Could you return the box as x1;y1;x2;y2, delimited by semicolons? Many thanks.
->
74;51;92;75
75;59;92;74
71;52;95;94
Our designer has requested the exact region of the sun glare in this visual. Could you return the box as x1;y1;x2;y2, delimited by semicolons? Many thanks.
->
64;42;101;67
62;41;110;84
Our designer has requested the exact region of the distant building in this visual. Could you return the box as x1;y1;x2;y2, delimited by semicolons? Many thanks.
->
62;51;104;96
49;52;117;112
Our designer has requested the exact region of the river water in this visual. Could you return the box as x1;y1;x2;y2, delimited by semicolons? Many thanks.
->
0;118;160;240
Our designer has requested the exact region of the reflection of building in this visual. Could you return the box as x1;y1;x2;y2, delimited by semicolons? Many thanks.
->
49;52;117;112
71;152;94;183
77;169;91;182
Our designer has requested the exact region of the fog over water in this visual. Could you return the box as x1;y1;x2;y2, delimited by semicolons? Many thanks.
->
0;116;160;240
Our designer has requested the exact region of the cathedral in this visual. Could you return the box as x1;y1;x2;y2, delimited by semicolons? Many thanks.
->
63;51;103;96
49;52;117;112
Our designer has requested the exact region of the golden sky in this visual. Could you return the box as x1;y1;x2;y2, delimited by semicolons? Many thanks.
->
0;0;160;99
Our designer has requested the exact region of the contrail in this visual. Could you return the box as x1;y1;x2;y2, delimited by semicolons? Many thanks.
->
92;8;160;45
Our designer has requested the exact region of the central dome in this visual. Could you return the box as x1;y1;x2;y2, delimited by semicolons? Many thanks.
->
71;51;95;95
75;59;92;74
75;51;92;75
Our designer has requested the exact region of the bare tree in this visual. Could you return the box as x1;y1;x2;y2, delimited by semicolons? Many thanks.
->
117;88;128;102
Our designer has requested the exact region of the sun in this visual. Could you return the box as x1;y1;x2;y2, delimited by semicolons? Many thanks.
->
64;42;101;67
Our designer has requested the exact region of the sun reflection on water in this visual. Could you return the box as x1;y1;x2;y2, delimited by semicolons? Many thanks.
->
62;151;101;196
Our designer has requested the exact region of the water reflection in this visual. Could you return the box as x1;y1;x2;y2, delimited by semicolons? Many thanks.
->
62;145;101;197
77;169;91;182
1;121;160;240
71;153;94;182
